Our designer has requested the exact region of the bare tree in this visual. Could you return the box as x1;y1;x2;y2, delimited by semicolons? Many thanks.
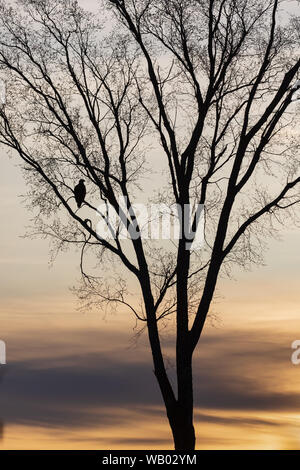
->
0;0;299;450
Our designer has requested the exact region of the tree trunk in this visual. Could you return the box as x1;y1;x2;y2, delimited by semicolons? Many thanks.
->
169;405;196;450
166;352;196;451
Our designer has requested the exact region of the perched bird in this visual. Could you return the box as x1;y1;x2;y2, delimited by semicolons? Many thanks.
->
74;179;86;208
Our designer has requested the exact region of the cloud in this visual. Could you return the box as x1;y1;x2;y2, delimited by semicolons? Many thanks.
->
195;412;282;428
0;354;162;429
0;324;298;433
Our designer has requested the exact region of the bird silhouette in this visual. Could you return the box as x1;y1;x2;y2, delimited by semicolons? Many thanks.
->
74;179;86;208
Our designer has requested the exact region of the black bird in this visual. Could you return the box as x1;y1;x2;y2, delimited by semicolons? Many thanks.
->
74;179;86;208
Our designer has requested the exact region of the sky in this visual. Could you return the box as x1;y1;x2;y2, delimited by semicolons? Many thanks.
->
0;0;300;451
1;143;300;450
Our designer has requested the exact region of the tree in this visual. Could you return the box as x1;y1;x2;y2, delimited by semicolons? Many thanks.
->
0;0;299;450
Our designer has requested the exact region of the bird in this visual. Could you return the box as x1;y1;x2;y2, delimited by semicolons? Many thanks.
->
74;179;86;208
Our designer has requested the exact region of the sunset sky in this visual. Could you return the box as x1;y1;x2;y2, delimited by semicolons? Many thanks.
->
1;144;300;449
0;0;300;451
